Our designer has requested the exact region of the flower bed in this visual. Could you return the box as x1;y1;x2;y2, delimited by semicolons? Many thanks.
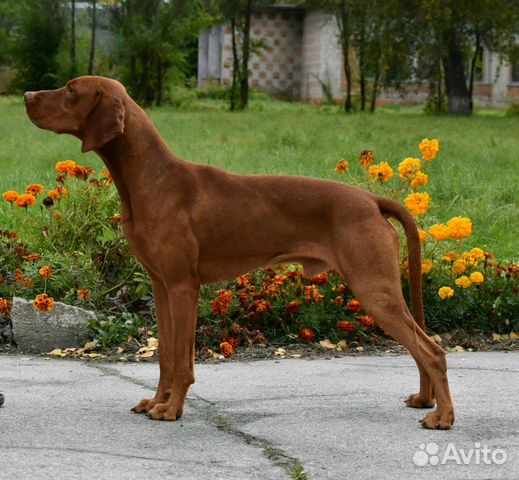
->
1;140;517;358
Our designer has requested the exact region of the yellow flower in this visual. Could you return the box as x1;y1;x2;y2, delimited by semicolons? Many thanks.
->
418;229;427;243
335;159;350;175
398;157;421;179
410;171;429;190
404;192;430;216
359;150;374;169
469;271;484;284
368;162;394;182
2;190;19;203
455;276;472;288
470;248;485;259
428;224;450;241
442;251;459;263
452;259;466;274
419;138;440;161
438;286;454;299
447;217;472;240
421;259;433;274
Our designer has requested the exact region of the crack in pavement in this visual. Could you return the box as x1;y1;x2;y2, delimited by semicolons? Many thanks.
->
91;364;308;479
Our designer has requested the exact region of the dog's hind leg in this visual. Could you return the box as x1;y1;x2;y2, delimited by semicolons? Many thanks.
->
333;222;454;429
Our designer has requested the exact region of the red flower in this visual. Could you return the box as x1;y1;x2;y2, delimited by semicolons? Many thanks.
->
299;327;315;343
286;300;301;315
310;272;328;285
336;320;355;333
220;341;234;358
346;299;362;312
358;315;376;329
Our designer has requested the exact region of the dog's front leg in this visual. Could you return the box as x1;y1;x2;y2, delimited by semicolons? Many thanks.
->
133;279;199;421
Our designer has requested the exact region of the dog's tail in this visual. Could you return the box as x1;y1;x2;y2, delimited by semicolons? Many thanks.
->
376;197;425;331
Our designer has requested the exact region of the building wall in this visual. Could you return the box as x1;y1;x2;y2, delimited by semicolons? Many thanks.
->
217;8;303;98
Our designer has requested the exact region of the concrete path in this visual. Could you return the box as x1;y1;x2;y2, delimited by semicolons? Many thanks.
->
0;352;518;480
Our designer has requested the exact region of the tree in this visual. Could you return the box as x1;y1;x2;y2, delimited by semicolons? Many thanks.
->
8;0;66;90
110;0;211;106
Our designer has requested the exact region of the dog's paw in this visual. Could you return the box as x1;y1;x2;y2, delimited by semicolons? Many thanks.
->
146;402;183;421
131;397;156;414
405;393;436;409
421;410;455;430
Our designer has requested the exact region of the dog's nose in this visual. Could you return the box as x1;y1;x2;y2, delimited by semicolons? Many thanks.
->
24;91;36;103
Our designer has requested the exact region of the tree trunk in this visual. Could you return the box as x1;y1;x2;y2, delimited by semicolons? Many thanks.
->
442;32;472;115
239;0;252;110
230;16;240;111
337;2;352;113
88;0;97;75
468;31;481;113
70;0;76;78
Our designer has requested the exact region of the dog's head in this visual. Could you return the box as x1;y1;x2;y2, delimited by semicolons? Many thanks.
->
24;76;126;153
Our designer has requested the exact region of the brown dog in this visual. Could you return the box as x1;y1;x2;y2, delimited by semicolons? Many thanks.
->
24;76;454;429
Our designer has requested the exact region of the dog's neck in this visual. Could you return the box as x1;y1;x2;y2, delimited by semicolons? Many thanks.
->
96;102;179;222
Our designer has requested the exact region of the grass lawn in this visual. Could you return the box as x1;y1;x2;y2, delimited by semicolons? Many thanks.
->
1;96;517;260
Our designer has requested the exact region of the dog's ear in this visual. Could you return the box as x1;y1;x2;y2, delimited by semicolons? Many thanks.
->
81;90;125;153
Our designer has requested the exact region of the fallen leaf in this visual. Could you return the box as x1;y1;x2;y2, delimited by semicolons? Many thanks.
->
319;339;336;349
48;348;63;356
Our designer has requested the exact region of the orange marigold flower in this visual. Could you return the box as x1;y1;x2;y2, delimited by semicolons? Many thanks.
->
24;253;41;262
33;293;55;312
359;150;375;169
428;224;450;241
421;259;433;274
410;171;429;190
0;297;12;316
335;159;350;175
304;285;324;303
2;190;20;203
299;327;315;343
77;288;91;300
346;299;362;312
310;272;328;285
25;184;45;196
368;162;394;182
404;192;430;216
55;160;77;174
446;217;472;240
358;315;376;329
15;193;36;208
419;138;440;161
219;341;234;358
337;320;355;333
70;165;94;180
455;276;472;289
38;266;52;279
398;157;421;179
101;168;113;185
225;336;241;348
286;300;301;314
210;289;234;316
15;269;24;282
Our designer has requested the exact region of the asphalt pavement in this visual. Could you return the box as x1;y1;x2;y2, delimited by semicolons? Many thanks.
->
1;352;518;480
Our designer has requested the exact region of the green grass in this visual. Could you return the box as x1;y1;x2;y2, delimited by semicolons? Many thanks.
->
1;96;517;260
